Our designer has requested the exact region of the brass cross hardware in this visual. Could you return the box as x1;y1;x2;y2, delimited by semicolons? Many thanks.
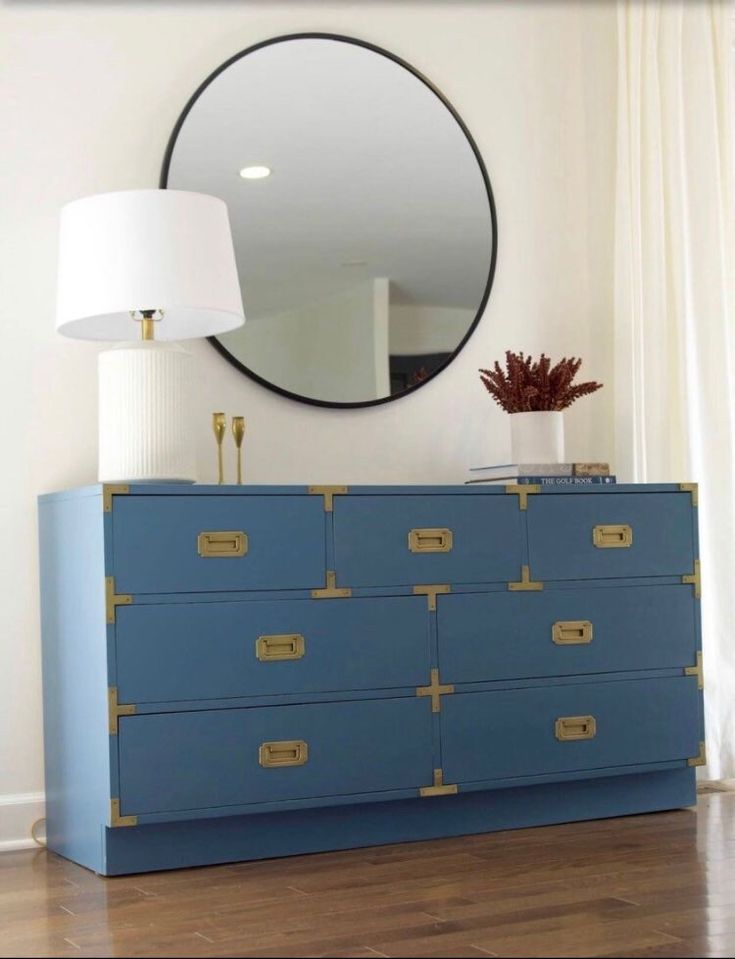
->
308;485;348;512
107;687;136;735
311;570;352;599
416;668;454;713
420;768;458;797
102;484;129;513
679;483;698;506
505;483;541;510
682;560;701;599
688;741;707;767
110;799;137;828
412;584;451;611
105;576;132;624
508;565;544;591
684;651;704;690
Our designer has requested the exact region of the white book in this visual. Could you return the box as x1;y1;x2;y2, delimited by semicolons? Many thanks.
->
468;463;575;478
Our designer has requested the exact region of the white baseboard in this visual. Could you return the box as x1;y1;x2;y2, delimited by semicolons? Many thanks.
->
0;792;46;851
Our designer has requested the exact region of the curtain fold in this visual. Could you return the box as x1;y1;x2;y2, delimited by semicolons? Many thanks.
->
615;0;735;779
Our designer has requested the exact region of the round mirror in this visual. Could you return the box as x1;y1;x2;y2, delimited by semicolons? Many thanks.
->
161;34;497;408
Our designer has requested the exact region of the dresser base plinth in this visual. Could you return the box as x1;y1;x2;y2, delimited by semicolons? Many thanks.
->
91;769;697;876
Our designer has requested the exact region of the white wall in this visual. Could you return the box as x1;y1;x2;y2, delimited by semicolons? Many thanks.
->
0;0;617;847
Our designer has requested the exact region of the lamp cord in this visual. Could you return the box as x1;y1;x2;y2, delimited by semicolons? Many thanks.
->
30;818;46;848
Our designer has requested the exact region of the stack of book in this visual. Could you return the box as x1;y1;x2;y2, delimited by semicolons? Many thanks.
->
466;462;615;486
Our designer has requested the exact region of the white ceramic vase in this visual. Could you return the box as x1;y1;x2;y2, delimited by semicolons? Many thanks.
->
510;411;565;464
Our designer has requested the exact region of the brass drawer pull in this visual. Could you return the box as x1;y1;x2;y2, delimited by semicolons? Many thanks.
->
259;740;308;768
592;524;632;548
552;620;593;645
408;528;453;553
197;530;247;557
555;715;597;741
256;634;305;662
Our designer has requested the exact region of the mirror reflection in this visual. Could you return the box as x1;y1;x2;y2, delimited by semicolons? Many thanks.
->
163;35;496;406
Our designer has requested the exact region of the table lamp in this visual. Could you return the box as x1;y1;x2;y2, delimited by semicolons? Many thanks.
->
56;189;244;483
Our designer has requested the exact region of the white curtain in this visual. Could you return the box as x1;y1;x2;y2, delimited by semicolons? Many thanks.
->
615;1;735;779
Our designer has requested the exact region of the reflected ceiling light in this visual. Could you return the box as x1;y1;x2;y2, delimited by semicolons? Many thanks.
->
239;165;271;180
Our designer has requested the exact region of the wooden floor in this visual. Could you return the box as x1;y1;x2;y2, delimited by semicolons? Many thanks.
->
2;790;734;959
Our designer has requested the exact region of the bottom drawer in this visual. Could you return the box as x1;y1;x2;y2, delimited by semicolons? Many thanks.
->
118;697;433;817
442;676;701;785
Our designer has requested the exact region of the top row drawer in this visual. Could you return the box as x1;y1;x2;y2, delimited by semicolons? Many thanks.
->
332;491;695;586
525;491;695;581
110;490;695;595
112;495;327;594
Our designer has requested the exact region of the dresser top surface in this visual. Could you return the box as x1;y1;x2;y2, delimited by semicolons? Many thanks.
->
38;482;695;505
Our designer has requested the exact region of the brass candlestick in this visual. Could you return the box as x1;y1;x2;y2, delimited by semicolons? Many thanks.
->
232;416;246;484
212;412;226;484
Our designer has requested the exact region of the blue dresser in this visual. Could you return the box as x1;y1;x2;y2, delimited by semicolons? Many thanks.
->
38;483;705;875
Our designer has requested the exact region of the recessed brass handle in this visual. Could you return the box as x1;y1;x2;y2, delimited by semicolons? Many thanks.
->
408;528;453;553
197;530;247;557
555;715;597;741
259;740;308;768
552;620;593;645
593;524;632;548
256;634;305;662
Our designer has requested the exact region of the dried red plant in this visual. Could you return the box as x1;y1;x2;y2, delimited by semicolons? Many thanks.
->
479;351;602;413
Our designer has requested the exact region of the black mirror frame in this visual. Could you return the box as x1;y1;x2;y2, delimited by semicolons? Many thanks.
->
160;32;498;410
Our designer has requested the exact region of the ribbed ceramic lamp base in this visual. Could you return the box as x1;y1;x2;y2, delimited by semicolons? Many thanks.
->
98;341;197;484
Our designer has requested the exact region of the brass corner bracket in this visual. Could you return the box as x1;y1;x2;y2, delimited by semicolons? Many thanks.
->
688;741;707;767
103;484;130;513
420;768;458;797
312;570;352;599
508;565;544;592
506;484;541;510
679;483;699;507
684;651;704;690
110;798;137;828
108;687;136;735
105;577;132;624
682;559;701;599
308;485;348;512
416;668;454;713
412;584;451;611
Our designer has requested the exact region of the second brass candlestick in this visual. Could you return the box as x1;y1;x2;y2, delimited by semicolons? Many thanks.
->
232;416;245;484
212;412;226;484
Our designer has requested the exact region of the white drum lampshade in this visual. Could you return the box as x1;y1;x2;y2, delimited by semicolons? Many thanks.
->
56;189;245;483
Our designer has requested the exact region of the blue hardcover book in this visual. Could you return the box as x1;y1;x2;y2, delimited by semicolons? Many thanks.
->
518;475;617;486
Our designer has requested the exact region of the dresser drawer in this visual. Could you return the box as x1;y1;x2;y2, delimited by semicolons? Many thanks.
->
437;584;697;684
115;596;429;703
442;676;701;785
111;495;326;594
333;494;523;588
118;698;433;816
526;491;694;581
